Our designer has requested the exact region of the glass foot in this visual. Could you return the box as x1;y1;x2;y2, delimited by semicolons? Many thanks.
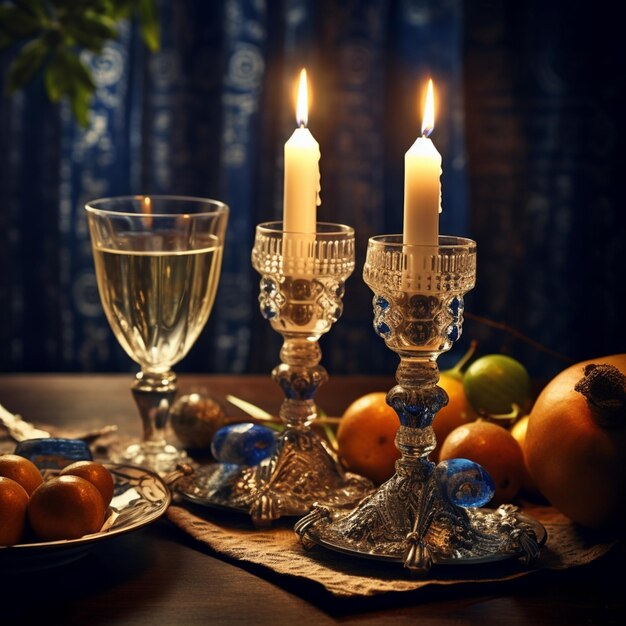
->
110;440;188;476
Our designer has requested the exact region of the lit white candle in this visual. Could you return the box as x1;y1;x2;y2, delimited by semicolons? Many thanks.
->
283;68;320;235
403;79;441;247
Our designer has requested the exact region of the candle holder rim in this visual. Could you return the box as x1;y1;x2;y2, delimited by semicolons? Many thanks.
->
367;234;476;250
256;220;354;237
85;195;230;218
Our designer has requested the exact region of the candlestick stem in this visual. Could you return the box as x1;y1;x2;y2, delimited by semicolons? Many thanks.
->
273;338;327;428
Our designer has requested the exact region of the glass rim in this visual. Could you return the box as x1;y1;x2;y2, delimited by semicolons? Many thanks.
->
256;221;354;237
85;195;229;218
368;234;476;250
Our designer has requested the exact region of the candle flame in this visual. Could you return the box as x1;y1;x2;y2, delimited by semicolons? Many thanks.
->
421;79;435;137
296;68;309;128
141;195;152;228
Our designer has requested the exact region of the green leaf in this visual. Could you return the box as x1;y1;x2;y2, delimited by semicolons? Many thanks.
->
15;0;49;22
138;0;159;52
0;5;41;36
3;0;158;127
44;50;71;102
110;0;135;20
6;37;49;93
59;49;97;91
65;9;118;41
43;46;95;128
70;81;92;128
62;23;107;53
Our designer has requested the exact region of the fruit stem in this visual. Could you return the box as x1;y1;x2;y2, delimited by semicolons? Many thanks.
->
481;403;523;423
448;340;478;377
322;423;339;451
574;364;626;428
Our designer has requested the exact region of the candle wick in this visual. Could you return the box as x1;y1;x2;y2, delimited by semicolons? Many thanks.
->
299;122;306;129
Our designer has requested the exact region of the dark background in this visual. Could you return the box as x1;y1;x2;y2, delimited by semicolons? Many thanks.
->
1;0;624;382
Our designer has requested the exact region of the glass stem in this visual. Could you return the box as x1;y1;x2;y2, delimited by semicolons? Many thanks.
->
132;370;177;446
272;338;328;429
387;356;448;474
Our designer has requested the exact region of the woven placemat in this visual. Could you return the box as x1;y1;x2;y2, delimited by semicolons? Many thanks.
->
166;500;619;598
2;427;618;596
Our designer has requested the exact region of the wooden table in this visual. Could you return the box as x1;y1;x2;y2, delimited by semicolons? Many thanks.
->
0;374;623;625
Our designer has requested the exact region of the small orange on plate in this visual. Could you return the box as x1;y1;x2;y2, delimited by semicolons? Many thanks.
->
59;460;115;506
28;475;106;542
0;453;43;496
0;476;30;545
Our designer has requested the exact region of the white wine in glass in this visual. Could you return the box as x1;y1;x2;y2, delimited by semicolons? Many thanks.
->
86;196;228;474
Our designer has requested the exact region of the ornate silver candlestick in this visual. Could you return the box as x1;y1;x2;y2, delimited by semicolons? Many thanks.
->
174;222;373;525
296;235;545;572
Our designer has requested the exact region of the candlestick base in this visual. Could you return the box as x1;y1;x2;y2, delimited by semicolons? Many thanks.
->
175;427;372;525
295;471;545;571
296;235;545;572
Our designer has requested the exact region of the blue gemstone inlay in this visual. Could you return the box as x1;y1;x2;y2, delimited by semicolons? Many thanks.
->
449;296;463;318
261;278;276;295
262;305;277;319
447;324;460;341
211;423;277;466
434;458;495;508
375;296;389;310
376;322;391;336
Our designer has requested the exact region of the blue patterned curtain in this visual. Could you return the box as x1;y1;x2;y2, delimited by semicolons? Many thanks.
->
463;0;626;379
1;0;623;379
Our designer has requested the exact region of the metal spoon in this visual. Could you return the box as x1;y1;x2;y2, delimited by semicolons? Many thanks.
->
0;403;117;443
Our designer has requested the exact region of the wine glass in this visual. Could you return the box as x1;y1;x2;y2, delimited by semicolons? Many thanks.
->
85;195;228;475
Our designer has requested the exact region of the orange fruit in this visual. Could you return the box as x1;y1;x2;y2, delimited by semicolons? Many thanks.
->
525;354;626;530
439;420;524;506
337;392;401;485
510;416;543;500
28;475;106;541
0;454;43;495
0;476;30;546
59;461;115;506
431;373;478;461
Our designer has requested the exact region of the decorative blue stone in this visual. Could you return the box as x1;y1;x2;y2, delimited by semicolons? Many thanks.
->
261;304;277;319
211;423;277;466
447;323;460;341
375;296;389;310
14;437;93;470
261;277;276;295
449;296;463;317
376;321;391;336
434;458;495;508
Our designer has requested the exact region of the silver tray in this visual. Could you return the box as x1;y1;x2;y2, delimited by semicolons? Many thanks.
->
0;462;171;571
